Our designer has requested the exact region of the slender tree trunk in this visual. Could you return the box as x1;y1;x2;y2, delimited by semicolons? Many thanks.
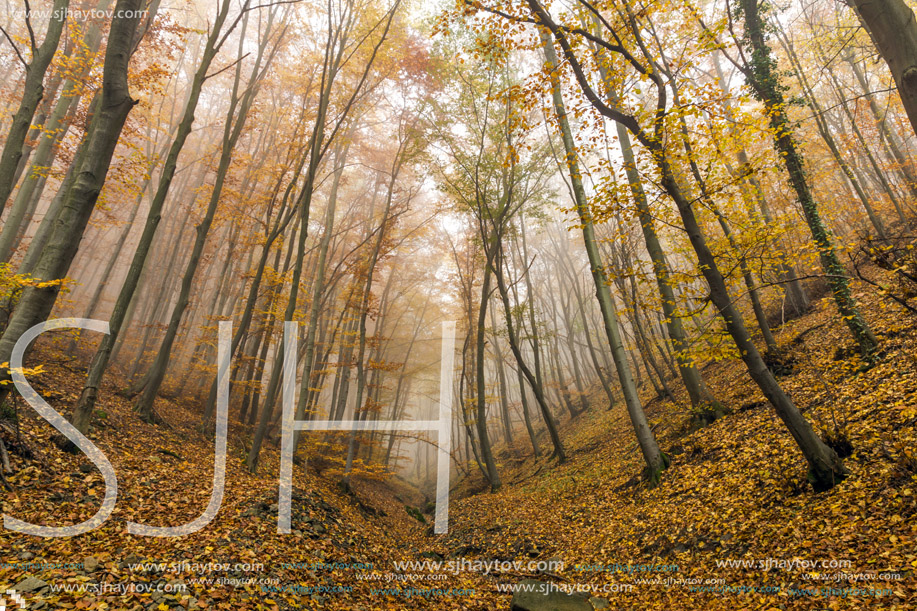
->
740;0;877;356
597;82;720;412
845;51;917;201
558;289;589;414
542;33;666;478
810;41;909;222
516;365;540;456
517;220;545;391
0;0;70;219
135;8;275;422
83;172;152;321
289;140;348;448
533;0;847;489
777;31;889;239
344;160;409;485
492;247;565;461
711;53;810;319
573;279;616;409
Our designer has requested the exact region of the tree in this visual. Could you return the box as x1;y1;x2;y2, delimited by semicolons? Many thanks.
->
541;31;666;480
466;0;847;490
71;0;251;434
0;0;147;405
733;0;877;357
587;23;723;415
0;0;70;219
846;0;917;138
247;0;402;473
133;6;284;422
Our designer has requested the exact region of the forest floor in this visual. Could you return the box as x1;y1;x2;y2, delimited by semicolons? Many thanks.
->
1;287;916;610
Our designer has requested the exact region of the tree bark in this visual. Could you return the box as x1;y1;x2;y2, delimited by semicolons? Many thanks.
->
0;0;70;219
541;32;666;479
847;0;917;138
0;0;145;404
740;0;877;356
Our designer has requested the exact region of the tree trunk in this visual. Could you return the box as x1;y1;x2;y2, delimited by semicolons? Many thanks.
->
541;33;667;479
531;0;847;489
740;0;877;356
488;307;514;446
847;0;917;139
0;0;144;404
845;51;917;201
711;53;810;319
777;30;889;238
134;8;275;422
0;0;70;219
597;79;720;412
492;246;565;461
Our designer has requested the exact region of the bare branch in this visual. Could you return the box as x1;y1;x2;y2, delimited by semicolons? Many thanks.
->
0;23;28;67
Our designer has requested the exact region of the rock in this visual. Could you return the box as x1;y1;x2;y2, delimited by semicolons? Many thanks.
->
13;576;48;593
510;580;593;611
79;462;94;473
84;556;100;573
18;551;34;561
589;597;610;609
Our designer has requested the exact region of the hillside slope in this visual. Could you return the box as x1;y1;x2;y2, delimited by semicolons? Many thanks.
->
1;290;916;610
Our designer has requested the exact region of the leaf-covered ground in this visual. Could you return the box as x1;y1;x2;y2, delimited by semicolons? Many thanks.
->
2;289;916;610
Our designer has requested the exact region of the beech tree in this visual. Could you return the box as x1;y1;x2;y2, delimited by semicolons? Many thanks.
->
463;0;847;489
71;0;254;434
0;0;70;220
0;0;147;403
3;0;911;507
733;0;877;356
847;0;917;138
540;32;667;479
